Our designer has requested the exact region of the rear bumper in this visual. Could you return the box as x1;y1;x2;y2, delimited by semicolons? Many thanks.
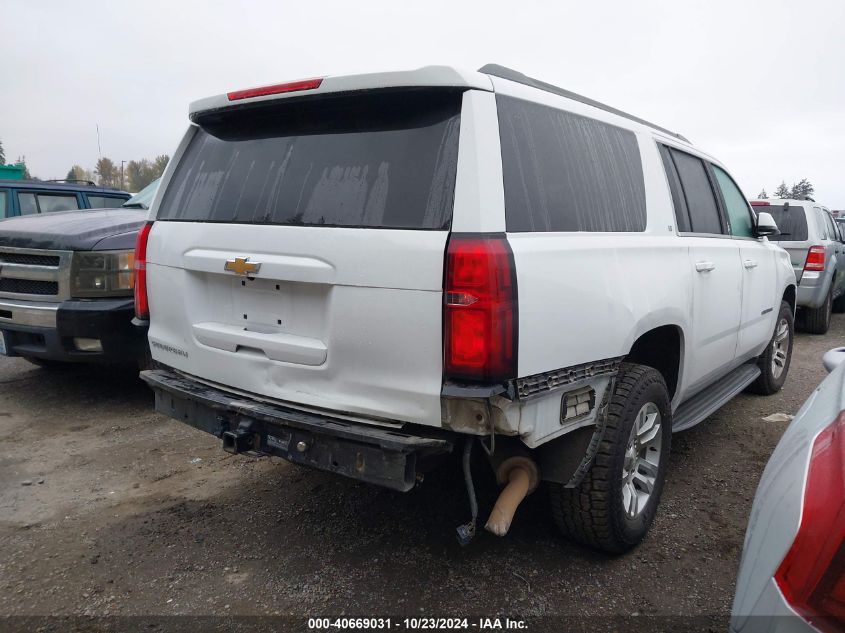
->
0;297;147;363
140;368;454;491
796;271;830;308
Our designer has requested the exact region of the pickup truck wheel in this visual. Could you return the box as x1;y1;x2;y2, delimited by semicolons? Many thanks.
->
548;363;671;554
747;301;794;395
803;287;832;334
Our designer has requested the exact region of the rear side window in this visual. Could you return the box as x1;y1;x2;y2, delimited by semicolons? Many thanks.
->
660;146;723;235
822;211;837;242
497;95;646;232
87;195;127;209
712;166;754;238
814;209;829;240
765;205;808;242
18;193;38;215
157;90;462;229
17;192;80;214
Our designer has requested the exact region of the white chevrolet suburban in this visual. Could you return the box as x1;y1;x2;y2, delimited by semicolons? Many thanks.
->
138;65;797;553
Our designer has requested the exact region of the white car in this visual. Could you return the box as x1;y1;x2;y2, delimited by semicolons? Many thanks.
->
731;347;845;632
136;64;797;552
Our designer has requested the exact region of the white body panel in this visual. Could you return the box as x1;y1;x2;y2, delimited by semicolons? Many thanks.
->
684;238;743;392
146;222;447;426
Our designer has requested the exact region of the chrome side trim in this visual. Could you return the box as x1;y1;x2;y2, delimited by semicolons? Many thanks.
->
0;298;59;328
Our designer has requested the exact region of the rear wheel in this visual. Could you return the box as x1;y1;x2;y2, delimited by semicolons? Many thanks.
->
803;287;832;334
833;290;845;314
747;301;794;395
548;363;671;553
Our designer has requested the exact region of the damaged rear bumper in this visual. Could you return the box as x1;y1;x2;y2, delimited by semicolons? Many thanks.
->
140;368;453;492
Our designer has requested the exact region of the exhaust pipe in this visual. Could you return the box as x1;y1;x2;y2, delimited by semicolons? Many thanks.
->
485;456;539;537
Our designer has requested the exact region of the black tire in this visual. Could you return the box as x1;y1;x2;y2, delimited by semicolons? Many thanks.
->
803;286;832;334
22;356;70;370
747;301;794;395
548;363;672;554
137;345;153;372
833;291;845;314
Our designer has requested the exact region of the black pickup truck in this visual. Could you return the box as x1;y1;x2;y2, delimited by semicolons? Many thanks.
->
0;179;157;367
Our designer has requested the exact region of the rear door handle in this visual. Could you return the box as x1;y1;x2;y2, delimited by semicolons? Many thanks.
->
695;261;716;272
743;259;758;269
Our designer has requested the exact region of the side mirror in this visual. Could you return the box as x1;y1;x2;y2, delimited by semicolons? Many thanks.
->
755;211;779;237
823;347;845;373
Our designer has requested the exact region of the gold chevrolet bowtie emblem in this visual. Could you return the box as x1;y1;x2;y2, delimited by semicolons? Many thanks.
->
224;257;261;276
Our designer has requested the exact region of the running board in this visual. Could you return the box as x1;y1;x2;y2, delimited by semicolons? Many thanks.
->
672;364;761;432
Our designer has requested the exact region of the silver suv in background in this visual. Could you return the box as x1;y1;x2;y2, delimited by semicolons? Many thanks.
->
751;199;845;334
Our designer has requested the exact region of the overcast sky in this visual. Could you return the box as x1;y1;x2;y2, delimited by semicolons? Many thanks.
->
2;0;843;206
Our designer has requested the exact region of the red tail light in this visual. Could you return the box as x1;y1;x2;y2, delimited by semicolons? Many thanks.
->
443;235;517;382
751;201;771;206
227;78;323;101
775;410;845;632
805;246;827;272
134;222;153;319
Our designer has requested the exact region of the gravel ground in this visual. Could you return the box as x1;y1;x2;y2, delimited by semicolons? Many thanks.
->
1;316;842;631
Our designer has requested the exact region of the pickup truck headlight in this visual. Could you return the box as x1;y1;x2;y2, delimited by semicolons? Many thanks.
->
70;250;135;298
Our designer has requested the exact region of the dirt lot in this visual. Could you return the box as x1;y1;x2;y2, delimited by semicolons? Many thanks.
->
1;316;843;631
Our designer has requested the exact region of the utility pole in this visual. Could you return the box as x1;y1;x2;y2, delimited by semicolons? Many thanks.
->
120;160;126;190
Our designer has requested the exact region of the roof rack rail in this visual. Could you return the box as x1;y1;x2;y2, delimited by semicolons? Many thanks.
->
478;64;690;143
45;178;97;186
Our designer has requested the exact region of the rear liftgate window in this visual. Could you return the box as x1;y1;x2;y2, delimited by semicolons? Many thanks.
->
157;90;462;229
497;95;647;232
766;205;809;242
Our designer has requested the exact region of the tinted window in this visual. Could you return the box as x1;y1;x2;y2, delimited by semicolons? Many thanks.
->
18;193;37;215
87;195;127;209
667;148;723;235
823;211;837;242
158;91;462;229
713;166;754;237
497;96;646;232
814;209;829;240
37;194;79;213
765;204;808;242
0;191;6;219
658;145;690;232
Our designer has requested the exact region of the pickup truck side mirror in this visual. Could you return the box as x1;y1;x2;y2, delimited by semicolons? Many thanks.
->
755;211;779;237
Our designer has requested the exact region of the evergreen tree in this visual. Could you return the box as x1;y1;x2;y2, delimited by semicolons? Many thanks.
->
790;178;815;200
16;156;32;179
757;188;768;199
773;181;790;198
